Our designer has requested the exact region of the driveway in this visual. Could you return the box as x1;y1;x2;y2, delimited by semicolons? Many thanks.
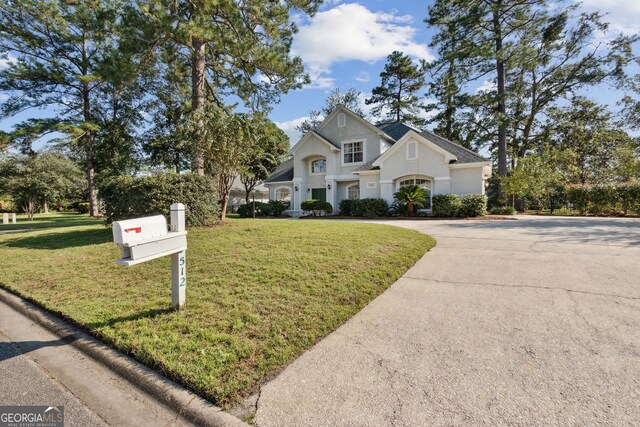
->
256;216;640;426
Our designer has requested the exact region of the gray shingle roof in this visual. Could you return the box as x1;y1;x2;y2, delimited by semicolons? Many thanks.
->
375;122;415;142
419;130;489;163
264;157;294;183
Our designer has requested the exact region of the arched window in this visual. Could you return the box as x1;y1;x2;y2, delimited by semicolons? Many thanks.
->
275;188;291;202
396;177;432;209
347;184;360;200
310;158;326;174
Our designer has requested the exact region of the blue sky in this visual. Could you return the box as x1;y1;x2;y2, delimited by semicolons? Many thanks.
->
1;0;638;150
271;0;640;144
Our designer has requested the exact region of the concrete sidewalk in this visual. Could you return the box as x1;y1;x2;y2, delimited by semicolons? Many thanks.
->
0;293;246;427
255;216;640;426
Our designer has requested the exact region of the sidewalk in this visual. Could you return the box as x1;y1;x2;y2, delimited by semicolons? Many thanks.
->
0;291;246;427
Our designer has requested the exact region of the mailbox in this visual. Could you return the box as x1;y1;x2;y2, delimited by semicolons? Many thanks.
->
112;215;187;266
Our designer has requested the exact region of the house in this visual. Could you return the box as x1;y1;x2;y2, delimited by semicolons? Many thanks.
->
227;175;269;212
264;106;492;216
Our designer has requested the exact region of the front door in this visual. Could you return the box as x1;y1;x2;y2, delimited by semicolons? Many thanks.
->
311;188;326;202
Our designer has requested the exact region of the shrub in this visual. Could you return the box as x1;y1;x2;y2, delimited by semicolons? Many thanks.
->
489;206;516;215
588;185;618;215
616;183;640;215
393;185;428;217
100;173;219;227
77;202;90;214
237;202;269;218
339;199;353;216
566;186;589;215
432;194;461;217
350;198;388;218
268;200;288;216
460;194;487;217
301;199;333;216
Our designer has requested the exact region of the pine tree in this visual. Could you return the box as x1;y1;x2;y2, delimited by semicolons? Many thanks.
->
365;51;427;127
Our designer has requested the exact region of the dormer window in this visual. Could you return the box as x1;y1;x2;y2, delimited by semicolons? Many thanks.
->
310;158;326;174
342;140;363;165
337;113;346;128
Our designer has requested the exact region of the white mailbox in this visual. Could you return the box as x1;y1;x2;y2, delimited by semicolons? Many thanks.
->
112;214;187;266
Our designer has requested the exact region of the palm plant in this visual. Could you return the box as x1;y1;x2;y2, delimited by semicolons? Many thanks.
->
393;185;428;216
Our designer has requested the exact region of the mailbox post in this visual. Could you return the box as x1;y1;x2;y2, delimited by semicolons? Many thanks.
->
2;213;7;225
12;213;16;224
170;203;186;309
112;203;188;310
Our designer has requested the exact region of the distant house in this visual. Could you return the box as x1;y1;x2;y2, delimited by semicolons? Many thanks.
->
264;106;492;216
227;175;269;212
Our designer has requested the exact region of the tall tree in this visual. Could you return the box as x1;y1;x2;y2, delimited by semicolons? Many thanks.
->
0;0;137;217
365;51;427;127
142;0;321;175
546;97;638;185
240;117;289;203
296;87;366;134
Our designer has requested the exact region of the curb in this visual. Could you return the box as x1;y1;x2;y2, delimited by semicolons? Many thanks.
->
0;288;248;427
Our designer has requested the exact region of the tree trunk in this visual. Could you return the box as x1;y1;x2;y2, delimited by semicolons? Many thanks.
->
493;6;508;204
82;34;99;218
191;37;206;176
42;197;49;214
408;201;414;217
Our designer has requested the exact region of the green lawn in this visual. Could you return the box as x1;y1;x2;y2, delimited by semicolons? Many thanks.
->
0;213;434;407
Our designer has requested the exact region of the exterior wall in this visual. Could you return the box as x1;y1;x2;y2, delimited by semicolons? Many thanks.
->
292;134;338;180
359;174;380;199
450;167;485;195
317;112;382;176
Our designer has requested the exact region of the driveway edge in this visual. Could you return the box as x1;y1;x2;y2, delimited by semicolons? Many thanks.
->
0;288;247;427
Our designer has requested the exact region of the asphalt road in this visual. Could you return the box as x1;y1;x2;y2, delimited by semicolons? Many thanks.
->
256;216;640;426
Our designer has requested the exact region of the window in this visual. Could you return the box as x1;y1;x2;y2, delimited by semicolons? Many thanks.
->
343;141;363;164
275;188;290;202
347;184;360;200
337;113;346;127
311;159;326;174
406;141;417;160
397;178;431;209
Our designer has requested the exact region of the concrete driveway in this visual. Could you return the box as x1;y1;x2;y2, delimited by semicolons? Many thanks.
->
256;216;640;426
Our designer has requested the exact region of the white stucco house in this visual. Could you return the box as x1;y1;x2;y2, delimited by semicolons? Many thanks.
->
265;106;492;216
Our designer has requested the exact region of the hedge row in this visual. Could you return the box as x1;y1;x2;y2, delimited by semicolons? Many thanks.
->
566;183;640;215
339;198;388;218
100;173;219;227
237;200;288;218
432;194;487;217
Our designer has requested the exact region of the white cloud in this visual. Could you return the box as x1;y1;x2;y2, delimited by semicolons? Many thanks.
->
475;80;497;94
0;53;17;70
275;116;309;146
293;3;432;89
578;0;640;34
354;71;370;83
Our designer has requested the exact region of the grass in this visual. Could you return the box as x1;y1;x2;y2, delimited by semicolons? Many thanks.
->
0;213;434;407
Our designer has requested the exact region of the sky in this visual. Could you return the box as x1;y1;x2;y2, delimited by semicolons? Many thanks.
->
270;0;640;145
1;0;638;150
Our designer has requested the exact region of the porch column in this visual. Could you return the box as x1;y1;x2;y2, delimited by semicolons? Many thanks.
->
380;180;394;205
326;178;337;213
293;178;303;211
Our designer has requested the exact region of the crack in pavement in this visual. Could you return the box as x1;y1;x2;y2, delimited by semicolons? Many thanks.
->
401;277;640;302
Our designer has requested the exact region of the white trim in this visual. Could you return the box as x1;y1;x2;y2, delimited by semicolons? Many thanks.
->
353;169;380;176
292;177;303;182
326;174;360;180
406;141;418;160
433;176;450;181
372;130;457;168
341;139;366;166
366;182;377;189
449;161;491;169
273;186;292;202
264;180;293;186
379;180;393;184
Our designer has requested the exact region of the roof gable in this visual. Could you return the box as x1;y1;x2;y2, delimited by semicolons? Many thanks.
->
316;106;396;143
290;130;340;155
372;130;457;168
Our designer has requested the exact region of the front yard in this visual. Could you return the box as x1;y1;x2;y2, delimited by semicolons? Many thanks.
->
0;214;434;407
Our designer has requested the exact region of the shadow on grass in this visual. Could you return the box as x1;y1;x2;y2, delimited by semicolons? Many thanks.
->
0;335;78;362
4;228;112;249
85;307;174;330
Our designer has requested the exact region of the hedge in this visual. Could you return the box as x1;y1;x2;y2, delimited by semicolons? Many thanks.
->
237;200;288;218
432;194;487;217
100;173;219;227
301;199;333;216
567;183;640;215
489;206;516;215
